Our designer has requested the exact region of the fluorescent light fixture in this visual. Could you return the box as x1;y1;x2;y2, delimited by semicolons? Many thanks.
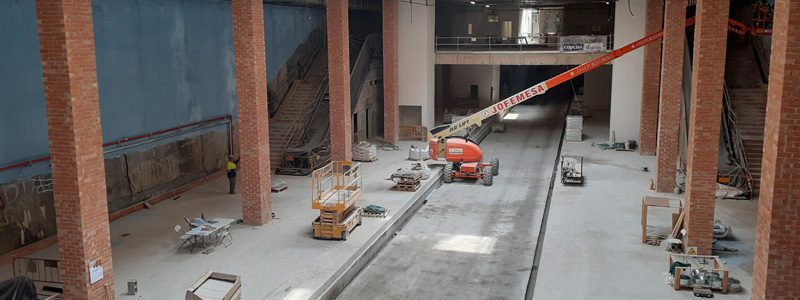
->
504;113;520;120
485;4;490;7
470;1;476;4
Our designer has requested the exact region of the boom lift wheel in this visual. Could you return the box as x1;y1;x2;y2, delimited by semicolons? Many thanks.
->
482;166;493;186
491;158;499;176
443;163;454;183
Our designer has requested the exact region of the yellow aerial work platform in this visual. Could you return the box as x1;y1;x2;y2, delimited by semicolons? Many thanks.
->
311;161;363;240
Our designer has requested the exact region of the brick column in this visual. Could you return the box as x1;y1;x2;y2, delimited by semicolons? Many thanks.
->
639;0;664;155
382;0;399;144
655;0;686;193
233;0;271;225
327;0;353;161
35;0;115;298
684;0;728;254
752;0;800;298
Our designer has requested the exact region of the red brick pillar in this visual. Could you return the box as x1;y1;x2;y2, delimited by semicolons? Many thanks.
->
35;0;115;298
233;0;272;225
639;0;664;155
684;0;728;254
655;0;686;193
752;0;800;298
382;0;399;144
327;0;353;161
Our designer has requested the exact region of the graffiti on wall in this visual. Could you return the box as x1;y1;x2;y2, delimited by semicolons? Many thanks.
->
0;174;57;254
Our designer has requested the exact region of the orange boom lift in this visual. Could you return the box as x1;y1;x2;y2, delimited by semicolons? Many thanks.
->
427;25;668;186
428;16;754;186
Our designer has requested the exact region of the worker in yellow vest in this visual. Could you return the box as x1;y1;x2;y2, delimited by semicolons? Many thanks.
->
226;155;237;194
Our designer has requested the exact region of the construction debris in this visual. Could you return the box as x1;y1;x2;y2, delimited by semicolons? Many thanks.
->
352;141;378;162
492;122;507;133
715;184;745;199
271;179;288;192
363;204;388;218
712;219;732;240
560;156;583;184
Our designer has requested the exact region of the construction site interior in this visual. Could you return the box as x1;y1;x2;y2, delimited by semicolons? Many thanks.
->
2;0;799;299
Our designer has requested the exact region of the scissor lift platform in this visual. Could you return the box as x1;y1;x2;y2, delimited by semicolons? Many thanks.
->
311;161;363;240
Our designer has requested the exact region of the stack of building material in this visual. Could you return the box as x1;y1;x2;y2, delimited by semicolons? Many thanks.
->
408;144;430;160
565;115;583;142
352;141;377;162
390;171;421;191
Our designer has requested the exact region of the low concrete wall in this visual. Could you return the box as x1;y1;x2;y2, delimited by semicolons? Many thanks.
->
0;130;229;256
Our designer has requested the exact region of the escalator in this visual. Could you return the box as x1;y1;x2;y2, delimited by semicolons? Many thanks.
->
276;34;382;175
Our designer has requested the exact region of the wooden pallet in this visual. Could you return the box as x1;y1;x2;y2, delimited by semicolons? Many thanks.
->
394;181;420;192
362;209;389;218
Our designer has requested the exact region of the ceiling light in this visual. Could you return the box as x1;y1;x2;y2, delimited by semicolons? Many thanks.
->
485;4;490;7
470;1;475;4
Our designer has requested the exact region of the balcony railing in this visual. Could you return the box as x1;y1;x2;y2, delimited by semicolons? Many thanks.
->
435;35;614;53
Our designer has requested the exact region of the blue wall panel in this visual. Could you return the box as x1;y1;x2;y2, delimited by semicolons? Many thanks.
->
92;0;237;142
0;0;324;183
0;0;49;174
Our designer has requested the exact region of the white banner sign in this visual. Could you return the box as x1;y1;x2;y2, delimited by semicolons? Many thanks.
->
559;36;608;52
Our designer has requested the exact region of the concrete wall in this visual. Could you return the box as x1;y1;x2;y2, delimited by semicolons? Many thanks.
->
562;4;615;35
264;5;325;81
436;4;613;38
398;0;436;128
583;65;613;112
0;130;227;256
353;62;385;140
436;7;519;38
442;65;500;109
609;0;645;142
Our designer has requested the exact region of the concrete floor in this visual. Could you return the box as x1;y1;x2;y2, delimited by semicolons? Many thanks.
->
533;111;756;299
338;100;569;299
0;141;440;299
1;105;761;300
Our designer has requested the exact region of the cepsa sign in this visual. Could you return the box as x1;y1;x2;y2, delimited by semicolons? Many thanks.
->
490;84;547;114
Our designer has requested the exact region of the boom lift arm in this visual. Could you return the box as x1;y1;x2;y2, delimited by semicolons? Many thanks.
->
427;16;747;152
429;30;664;157
426;16;753;185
